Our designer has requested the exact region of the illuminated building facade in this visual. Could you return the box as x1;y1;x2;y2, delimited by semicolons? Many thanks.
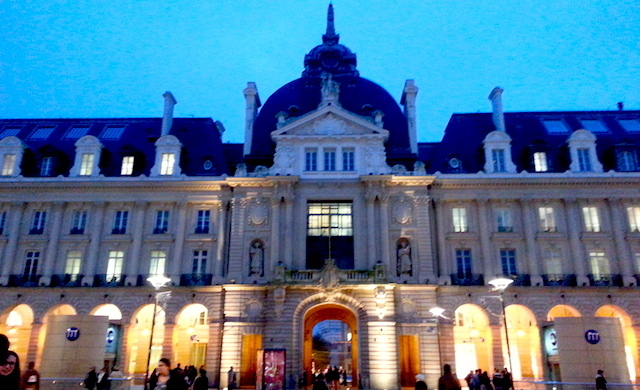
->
1;5;640;389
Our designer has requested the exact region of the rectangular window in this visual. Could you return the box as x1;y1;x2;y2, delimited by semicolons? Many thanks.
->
538;207;557;232
1;154;16;176
0;211;6;235
71;210;87;234
30;211;46;234
63;125;90;140
589;250;610;277
619;119;640;133
452;207;468;233
80;153;94;176
455;249;473;276
582;206;601;232
29;126;55;140
324;149;336;171
342;149;355;171
635;250;640;273
195;210;210;234
617;150;638;172
307;202;354;269
533;152;548;172
149;250;167;276
500;249;517;275
492;149;506;172
40;157;54;177
542;120;570;134
154;210;169;234
577;148;592;172
627;207;640;232
495;208;512;232
543;248;563;275
65;250;82;275
106;251;124;281
193;250;208;274
580;120;608;133
24;251;40;277
160;153;175;175
305;149;317;171
121;156;134;176
112;211;128;234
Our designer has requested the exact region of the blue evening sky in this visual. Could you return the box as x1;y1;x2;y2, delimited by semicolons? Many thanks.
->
1;0;638;143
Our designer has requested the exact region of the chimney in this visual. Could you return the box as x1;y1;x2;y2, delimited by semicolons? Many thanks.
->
161;91;177;136
400;80;419;154
243;82;261;156
488;87;505;132
618;102;624;111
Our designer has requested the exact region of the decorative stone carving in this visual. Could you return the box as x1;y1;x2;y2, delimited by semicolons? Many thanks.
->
319;258;340;289
273;287;286;318
248;198;269;226
364;145;391;174
270;146;295;175
396;238;412;276
399;299;416;317
249;240;265;277
245;299;263;318
319;72;341;108
235;163;247;177
392;198;412;225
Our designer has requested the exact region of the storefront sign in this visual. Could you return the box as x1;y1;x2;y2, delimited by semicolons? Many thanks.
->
66;327;80;341
544;327;558;355
585;329;600;344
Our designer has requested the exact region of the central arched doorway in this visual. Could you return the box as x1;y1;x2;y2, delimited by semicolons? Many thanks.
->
303;304;358;388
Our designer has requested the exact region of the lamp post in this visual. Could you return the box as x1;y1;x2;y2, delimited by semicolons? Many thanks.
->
429;307;446;371
488;277;514;374
144;275;171;386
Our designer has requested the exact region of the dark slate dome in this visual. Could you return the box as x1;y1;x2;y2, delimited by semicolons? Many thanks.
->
246;4;414;168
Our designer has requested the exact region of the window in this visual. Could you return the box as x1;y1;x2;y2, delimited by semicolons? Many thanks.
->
29;126;55;140
112;211;128;234
154;210;169;234
307;202;354;269
543;248;563;275
452;207;468;233
495;208;512;232
195;210;210;234
192;250;208;274
79;153;94;176
71;210;87;234
324;149;336;171
577;148;592;172
500;249;517;275
305;149;317;171
99;125;126;140
589;250;610;277
627;207;640;232
538;207;557;232
149;250;167;276
30;211;46;234
1;154;16;176
582;206;601;232
106;251;124;281
0;211;6;235
24;251;40;277
342;149;355;171
542;120;570;134
533;152;548;172
160;153;175;175
616;150;638;172
65;251;82;275
455;249;473;276
39;157;54;177
492;149;506;172
63;125;90;140
121;156;134;175
580;120;608;133
0;126;21;138
635;250;640;273
619;119;640;133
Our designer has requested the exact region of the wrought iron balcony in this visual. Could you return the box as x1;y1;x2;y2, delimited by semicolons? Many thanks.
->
69;228;84;235
93;274;127;287
111;228;127;235
180;273;213;286
587;274;623;287
29;228;44;235
285;269;374;284
153;227;168;234
541;274;577;286
51;274;84;287
510;274;531;286
9;274;42;287
450;273;484;286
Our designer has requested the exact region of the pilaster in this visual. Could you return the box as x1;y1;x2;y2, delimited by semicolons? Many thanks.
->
170;201;188;284
564;199;588;286
0;202;25;285
607;198;635;286
82;202;106;286
414;194;435;283
40;202;66;285
126;202;148;286
521;199;543;286
477;199;495;278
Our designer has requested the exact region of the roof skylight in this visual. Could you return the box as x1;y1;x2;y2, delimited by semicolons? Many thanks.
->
63;126;91;140
542;120;570;134
619;119;640;133
0;126;22;138
580;120;608;133
99;125;126;140
28;126;56;140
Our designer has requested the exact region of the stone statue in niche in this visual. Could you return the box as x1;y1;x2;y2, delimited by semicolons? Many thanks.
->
397;238;412;276
249;240;265;276
319;72;341;107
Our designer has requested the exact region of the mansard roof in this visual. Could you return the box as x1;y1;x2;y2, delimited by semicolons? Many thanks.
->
420;110;640;174
0;117;232;177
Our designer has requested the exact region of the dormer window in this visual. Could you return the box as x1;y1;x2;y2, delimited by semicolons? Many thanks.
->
0;136;25;177
305;149;318;171
70;135;102;177
567;130;603;173
483;131;516;173
577;148;592;171
324;149;336;171
79;153;94;176
121;156;134;176
1;154;16;176
533;152;548;172
492;149;506;172
160;153;175;175
150;135;181;177
40;157;54;177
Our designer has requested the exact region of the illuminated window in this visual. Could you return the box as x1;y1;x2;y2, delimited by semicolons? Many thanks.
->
452;207;468;232
149;250;167;276
40;157;54;176
492;149;506;172
121;156;134;175
635;250;640;273
342;149;355;171
500;249;517;275
533;152;548;172
192;250;208;274
538;207;557;232
30;211;46;234
160;153;175;175
71;210;87;234
65;251;82;275
1;154;16;176
455;249;473;276
154;210;169;234
305;149;317;171
112;211;128;234
577;148;592;172
106;251;124;281
195;210;210;234
495;208;512;232
588;250;610;277
79;153;94;176
627;207;640;232
543;248;562;275
582;206;600;232
324;149;336;171
307;203;353;236
307;202;353;269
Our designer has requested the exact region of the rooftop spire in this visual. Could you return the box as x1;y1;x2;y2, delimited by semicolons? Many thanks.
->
322;3;339;45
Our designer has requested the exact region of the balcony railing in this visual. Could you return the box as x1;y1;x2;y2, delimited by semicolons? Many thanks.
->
180;273;213;286
541;274;577;286
29;228;44;235
510;274;531;286
450;273;484;286
587;273;623;287
93;274;127;287
286;269;374;284
69;228;84;235
51;274;84;287
9;274;42;287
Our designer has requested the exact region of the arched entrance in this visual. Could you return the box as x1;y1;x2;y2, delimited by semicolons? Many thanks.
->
0;304;34;365
303;304;358;387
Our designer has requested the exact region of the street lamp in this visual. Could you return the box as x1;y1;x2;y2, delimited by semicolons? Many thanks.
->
488;277;514;374
429;307;446;371
144;275;171;386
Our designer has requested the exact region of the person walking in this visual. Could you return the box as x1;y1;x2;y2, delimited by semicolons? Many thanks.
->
438;364;461;390
596;370;607;390
193;368;209;390
85;366;98;390
22;361;40;390
228;366;238;390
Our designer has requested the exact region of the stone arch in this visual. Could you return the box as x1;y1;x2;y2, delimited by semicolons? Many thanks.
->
547;304;581;321
173;303;209;368
504;304;542;379
595;305;637;380
453;304;493;375
0;304;34;364
90;304;123;321
126;303;166;375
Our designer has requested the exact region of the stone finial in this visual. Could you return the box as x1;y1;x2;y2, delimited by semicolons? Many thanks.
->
161;91;177;136
322;3;339;44
401;80;419;154
488;87;505;133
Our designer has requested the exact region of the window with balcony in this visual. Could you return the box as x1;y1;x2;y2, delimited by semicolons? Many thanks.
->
79;153;94;176
495;208;513;232
500;249;517;275
112;211;128;234
305;149;317;171
65;251;82;276
24;251;40;278
1;154;16;176
40;156;54;177
195;210;210;234
324;149;336;171
543;248;562;275
160;153;175;175
307;202;354;269
342;149;355;171
455;249;473;276
582;206;601;232
452;207;468;232
149;250;167;276
533;152;548;172
588;250;610;278
30;211;46;234
121;156;135;176
0;211;6;235
71;210;87;234
192;250;208;274
577;148;592;172
154;210;169;234
538;207;557;232
106;251;124;281
628;207;640;232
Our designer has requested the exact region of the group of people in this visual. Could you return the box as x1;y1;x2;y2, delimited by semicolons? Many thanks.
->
0;334;40;390
311;366;348;390
463;368;513;390
147;359;209;390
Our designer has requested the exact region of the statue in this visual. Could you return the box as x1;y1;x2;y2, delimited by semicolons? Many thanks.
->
249;241;264;276
319;72;341;107
397;239;412;276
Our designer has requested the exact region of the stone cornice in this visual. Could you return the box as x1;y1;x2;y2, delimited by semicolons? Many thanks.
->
431;175;640;190
0;177;230;192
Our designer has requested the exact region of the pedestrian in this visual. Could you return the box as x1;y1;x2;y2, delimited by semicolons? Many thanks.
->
480;371;493;390
0;350;22;390
85;366;99;390
491;368;503;390
313;373;328;390
228;366;237;390
596;370;607;390
501;369;512;390
22;361;40;390
415;374;428;390
438;364;461;390
147;358;188;390
193;368;209;390
97;365;110;390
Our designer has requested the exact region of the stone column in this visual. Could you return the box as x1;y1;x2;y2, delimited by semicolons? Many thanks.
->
521;199;543;286
169;201;188;285
365;194;377;267
414;194;435;283
82;202;106;286
607;198;635;286
215;200;229;279
269;197;281;269
125;202;148;286
434;199;450;284
284;196;294;268
477;199;495;278
367;321;398;390
0;202;25;285
379;197;391;265
40;202;66;285
27;321;43;365
490;324;506;371
119;323;131;375
564;199;588;286
227;196;247;279
162;322;175;364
